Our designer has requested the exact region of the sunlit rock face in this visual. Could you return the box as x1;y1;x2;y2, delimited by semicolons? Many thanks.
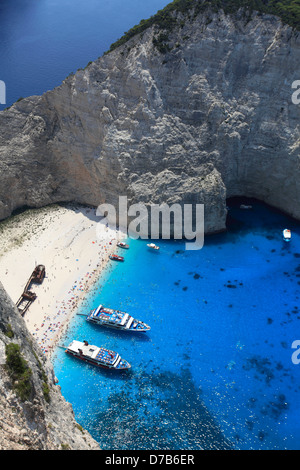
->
0;8;299;232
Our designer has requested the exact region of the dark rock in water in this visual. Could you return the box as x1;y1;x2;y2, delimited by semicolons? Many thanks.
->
267;394;289;420
248;397;257;408
267;318;273;324
243;356;275;385
245;420;254;431
94;367;233;449
182;286;188;291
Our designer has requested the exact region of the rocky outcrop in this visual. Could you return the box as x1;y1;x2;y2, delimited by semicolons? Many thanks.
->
0;6;299;232
0;282;99;450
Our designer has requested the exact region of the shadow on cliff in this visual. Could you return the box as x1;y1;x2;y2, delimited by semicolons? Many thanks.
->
203;196;300;248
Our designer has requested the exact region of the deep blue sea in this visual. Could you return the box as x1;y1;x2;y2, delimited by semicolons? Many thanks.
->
53;199;300;450
0;0;169;108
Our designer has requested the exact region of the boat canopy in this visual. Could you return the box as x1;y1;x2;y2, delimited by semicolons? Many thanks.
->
114;356;121;367
120;313;130;326
91;305;102;317
68;340;99;359
126;317;134;329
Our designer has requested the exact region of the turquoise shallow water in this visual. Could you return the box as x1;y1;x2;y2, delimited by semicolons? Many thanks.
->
53;199;300;450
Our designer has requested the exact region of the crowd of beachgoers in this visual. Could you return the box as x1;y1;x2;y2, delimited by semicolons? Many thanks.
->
0;204;126;356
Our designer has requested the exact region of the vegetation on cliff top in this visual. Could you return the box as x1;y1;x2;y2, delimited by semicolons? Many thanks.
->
107;0;300;52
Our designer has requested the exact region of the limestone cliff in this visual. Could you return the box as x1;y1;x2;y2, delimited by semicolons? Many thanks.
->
0;282;99;450
0;4;299;233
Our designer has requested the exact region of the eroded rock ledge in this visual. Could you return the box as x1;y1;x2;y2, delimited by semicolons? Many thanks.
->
0;282;99;450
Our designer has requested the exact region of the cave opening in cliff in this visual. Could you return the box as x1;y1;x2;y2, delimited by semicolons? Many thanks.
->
225;196;298;234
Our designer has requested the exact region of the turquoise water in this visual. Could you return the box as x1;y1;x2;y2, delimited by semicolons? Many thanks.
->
53;199;300;450
0;0;169;107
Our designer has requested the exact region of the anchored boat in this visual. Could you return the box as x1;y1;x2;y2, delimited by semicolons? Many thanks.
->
283;229;291;242
109;254;124;261
65;340;131;370
147;243;160;251
117;241;129;249
87;305;150;332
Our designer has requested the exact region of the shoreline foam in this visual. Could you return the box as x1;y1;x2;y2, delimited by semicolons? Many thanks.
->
0;204;126;356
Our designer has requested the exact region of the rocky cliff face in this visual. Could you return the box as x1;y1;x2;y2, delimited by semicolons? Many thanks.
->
0;282;99;450
0;7;299;232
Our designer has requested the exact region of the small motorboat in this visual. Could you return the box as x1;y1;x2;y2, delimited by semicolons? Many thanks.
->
109;254;124;261
65;340;131;370
117;241;129;249
147;243;160;251
283;229;291;242
240;204;252;210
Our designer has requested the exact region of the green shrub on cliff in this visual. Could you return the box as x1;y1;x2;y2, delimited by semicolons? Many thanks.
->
5;343;33;401
107;0;300;53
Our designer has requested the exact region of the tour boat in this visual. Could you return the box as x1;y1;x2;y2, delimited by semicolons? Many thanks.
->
65;340;131;370
109;254;124;261
147;243;160;250
87;305;150;332
283;229;291;242
117;241;129;249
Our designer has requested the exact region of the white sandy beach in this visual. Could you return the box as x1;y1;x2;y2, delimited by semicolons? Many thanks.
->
0;204;126;356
